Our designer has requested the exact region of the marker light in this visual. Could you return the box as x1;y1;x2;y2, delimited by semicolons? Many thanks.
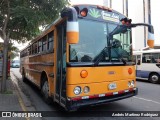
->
128;68;132;75
131;80;135;86
80;8;88;17
80;70;88;78
84;86;90;93
128;81;131;87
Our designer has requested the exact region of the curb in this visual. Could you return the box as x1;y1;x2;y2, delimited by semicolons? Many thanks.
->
10;72;42;120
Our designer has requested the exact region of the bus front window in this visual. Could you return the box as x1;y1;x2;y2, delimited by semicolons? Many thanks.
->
108;24;132;62
69;19;108;62
69;19;132;63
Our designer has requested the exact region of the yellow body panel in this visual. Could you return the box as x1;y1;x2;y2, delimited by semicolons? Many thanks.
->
66;66;136;97
21;53;55;96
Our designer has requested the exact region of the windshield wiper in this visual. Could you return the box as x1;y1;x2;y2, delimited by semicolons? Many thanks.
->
93;46;109;66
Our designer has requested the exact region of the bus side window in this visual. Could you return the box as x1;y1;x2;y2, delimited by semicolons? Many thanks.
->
136;55;141;65
38;40;42;53
137;60;140;65
48;31;54;51
142;56;146;63
42;36;47;52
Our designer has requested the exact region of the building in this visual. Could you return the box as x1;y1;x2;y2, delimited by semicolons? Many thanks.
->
103;0;160;50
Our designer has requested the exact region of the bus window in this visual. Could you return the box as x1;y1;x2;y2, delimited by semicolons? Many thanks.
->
42;36;47;52
137;55;141;65
29;46;32;55
48;31;54;51
143;53;158;63
151;53;159;63
38;40;42;53
33;42;38;54
69;19;107;62
142;56;146;63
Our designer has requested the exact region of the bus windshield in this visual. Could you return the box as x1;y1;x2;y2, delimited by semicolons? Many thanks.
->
69;19;132;63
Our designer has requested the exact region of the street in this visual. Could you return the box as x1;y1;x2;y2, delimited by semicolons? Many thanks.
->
11;68;160;120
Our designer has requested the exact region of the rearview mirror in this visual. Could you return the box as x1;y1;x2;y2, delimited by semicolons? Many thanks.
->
147;26;154;48
61;7;79;44
67;21;79;44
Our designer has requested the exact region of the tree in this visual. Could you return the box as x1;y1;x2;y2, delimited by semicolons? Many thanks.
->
0;0;68;92
9;43;19;60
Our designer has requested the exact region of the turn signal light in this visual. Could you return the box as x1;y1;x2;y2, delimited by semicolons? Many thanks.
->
80;70;88;78
80;8;88;17
128;68;132;75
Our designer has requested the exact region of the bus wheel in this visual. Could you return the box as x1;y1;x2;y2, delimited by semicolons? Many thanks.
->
41;78;52;104
149;73;160;84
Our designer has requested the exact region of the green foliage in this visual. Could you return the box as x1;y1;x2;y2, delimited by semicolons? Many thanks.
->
9;43;19;59
0;0;68;42
89;8;101;18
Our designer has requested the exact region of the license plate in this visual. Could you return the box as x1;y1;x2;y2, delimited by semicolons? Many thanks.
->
108;83;117;90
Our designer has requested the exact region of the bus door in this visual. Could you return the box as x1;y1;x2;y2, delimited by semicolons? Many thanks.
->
135;55;142;77
55;22;66;106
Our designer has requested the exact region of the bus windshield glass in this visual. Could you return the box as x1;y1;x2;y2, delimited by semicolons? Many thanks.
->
69;19;132;63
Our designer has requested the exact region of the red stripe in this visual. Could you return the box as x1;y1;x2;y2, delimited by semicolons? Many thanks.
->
89;95;98;99
105;92;113;96
118;90;125;94
70;88;136;101
129;88;133;92
72;97;81;101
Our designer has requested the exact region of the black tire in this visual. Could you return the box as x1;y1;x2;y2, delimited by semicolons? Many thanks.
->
149;73;160;84
41;75;52;104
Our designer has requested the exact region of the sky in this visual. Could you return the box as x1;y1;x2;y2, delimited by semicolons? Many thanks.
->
70;0;103;5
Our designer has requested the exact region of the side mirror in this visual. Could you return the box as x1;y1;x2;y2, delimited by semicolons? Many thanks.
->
147;26;154;48
61;7;79;44
130;23;154;48
67;21;79;44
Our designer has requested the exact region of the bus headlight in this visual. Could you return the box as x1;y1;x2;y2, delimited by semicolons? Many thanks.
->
74;86;81;95
84;86;90;93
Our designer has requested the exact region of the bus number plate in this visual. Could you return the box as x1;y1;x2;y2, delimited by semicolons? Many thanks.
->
108;83;117;90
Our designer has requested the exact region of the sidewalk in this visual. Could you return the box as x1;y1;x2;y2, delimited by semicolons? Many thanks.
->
0;78;26;120
0;78;23;111
0;73;42;120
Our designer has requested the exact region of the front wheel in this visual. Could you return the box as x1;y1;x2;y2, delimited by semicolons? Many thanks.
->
41;79;52;104
149;73;160;84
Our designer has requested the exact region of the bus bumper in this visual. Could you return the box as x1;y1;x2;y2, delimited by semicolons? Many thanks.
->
66;88;138;111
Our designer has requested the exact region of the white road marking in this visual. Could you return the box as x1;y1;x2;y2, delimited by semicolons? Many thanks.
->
133;96;160;105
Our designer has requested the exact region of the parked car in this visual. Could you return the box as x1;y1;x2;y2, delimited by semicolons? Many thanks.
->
11;60;20;68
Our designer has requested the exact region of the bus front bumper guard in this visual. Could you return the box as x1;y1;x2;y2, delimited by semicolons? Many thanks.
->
66;87;138;110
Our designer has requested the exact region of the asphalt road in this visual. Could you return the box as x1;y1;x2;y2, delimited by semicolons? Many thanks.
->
11;68;160;120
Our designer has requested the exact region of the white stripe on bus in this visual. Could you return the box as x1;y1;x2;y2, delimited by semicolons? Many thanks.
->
67;21;79;32
148;32;154;40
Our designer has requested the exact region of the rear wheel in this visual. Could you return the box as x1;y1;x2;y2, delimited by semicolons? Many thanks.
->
41;76;52;104
149;73;160;84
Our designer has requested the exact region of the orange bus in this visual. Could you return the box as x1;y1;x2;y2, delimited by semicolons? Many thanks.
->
20;4;154;111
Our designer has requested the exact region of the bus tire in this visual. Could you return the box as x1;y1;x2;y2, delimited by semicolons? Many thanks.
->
41;76;52;104
149;73;160;84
